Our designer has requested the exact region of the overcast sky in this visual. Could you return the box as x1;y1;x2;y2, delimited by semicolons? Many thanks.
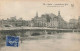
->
0;0;80;22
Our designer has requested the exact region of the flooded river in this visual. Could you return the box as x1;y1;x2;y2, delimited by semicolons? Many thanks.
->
1;32;80;51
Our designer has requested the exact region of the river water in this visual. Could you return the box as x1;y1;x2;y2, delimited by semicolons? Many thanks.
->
1;32;80;51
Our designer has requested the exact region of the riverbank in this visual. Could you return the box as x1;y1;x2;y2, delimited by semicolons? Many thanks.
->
1;32;80;51
0;34;58;49
0;39;5;50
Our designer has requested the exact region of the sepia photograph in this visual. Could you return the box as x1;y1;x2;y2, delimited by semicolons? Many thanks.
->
0;0;80;51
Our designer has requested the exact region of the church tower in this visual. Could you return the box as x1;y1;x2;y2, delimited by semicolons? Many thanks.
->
35;11;38;18
58;11;61;16
58;11;62;17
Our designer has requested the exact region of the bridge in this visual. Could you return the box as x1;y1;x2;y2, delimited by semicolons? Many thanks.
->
0;27;80;37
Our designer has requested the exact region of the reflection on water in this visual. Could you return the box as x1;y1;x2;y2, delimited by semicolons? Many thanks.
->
1;32;80;51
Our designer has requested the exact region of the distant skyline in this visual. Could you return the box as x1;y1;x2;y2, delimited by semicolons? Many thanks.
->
0;0;80;22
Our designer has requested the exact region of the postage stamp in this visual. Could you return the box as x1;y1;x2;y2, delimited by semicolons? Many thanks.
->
6;36;19;47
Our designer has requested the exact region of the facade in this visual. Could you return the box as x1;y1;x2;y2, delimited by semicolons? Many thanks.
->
0;16;29;27
56;11;68;29
31;12;47;27
31;11;67;29
0;11;73;29
47;13;58;28
77;16;80;29
69;19;78;29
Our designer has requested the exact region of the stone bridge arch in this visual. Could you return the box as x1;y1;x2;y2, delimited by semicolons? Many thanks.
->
24;30;45;36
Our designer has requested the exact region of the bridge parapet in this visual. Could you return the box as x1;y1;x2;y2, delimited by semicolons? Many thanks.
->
0;27;57;31
0;27;80;32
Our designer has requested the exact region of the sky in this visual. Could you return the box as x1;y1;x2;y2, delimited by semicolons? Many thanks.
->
0;0;80;22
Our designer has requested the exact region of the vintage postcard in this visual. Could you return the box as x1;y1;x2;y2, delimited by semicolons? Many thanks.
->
0;0;80;51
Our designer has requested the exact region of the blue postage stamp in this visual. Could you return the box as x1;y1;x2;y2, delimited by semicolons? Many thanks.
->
6;36;19;47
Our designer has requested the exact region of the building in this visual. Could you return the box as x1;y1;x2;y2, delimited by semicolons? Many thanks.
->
77;16;80;29
0;11;68;29
0;16;30;27
47;13;58;28
31;12;47;27
48;11;68;29
31;11;67;29
69;19;78;29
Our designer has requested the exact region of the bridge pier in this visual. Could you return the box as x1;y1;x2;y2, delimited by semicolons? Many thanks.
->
53;31;57;34
72;29;74;32
16;31;22;36
51;32;53;34
23;30;45;37
44;30;48;38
